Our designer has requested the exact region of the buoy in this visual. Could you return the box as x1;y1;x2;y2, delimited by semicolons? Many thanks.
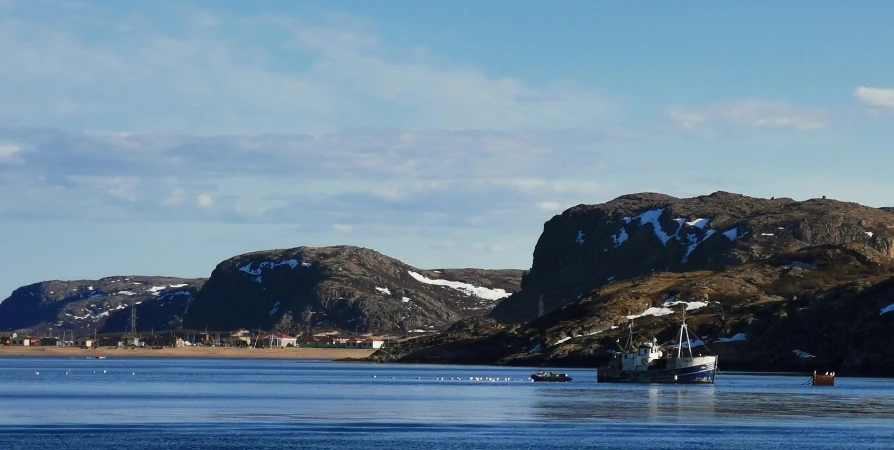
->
103;370;107;374
35;372;39;375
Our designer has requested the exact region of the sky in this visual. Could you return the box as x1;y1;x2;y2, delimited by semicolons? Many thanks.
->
1;0;894;299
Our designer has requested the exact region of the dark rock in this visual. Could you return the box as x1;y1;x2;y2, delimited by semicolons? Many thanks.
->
492;191;894;323
0;276;205;335
182;245;522;334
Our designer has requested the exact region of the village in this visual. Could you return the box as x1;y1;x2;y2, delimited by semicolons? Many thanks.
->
0;329;389;351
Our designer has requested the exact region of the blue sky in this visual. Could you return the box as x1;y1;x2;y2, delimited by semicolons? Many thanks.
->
1;0;894;299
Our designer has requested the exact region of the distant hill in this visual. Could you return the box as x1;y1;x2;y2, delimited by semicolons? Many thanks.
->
182;245;523;334
0;276;205;335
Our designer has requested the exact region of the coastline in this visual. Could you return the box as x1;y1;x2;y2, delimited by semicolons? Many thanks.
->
0;346;376;360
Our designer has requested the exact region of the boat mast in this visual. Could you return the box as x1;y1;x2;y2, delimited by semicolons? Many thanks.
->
677;309;693;358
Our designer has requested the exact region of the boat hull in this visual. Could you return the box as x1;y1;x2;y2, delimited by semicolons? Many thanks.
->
531;375;572;382
597;363;716;384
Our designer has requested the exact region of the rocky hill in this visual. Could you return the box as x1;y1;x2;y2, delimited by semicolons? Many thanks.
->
182;245;523;334
491;192;894;323
0;276;205;335
371;244;894;376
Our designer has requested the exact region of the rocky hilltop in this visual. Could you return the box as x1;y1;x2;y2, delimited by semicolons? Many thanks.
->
491;192;894;323
0;276;205;335
182;245;522;334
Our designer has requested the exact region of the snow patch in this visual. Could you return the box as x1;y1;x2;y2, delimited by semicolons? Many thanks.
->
87;292;102;299
682;230;716;263
880;303;894;315
575;230;586;245
269;302;281;316
148;286;167;294
375;287;392;295
793;349;815;359
715;333;747;343
606;276;616;284
784;261;817;270
553;336;572;346
664;297;708;311
723;227;739;241
621;217;632;224
627;307;675;320
169;283;188;288
633;208;673;245
866;231;875;238
761;233;775;236
115;291;137;296
401;297;411;303
238;259;303;276
611;228;629;247
685;218;710;229
408;270;510;300
668;339;705;349
88;286;94;291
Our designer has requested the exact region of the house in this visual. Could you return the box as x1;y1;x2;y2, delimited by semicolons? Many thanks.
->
39;337;61;347
228;330;253;347
362;337;385;349
11;337;35;346
142;335;178;347
298;335;340;348
74;337;94;348
258;332;297;348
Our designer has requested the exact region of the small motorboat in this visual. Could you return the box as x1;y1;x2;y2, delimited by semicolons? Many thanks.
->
530;371;572;382
812;371;835;386
95;355;106;359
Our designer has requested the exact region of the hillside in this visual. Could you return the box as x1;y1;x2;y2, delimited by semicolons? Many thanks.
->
371;244;894;375
0;276;205;335
491;191;894;323
182;245;523;334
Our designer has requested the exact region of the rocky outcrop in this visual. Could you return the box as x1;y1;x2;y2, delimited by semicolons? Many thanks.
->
0;276;205;335
182;246;522;334
372;244;894;376
491;192;894;323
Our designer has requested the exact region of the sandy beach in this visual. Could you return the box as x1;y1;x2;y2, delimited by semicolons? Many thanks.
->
0;345;376;360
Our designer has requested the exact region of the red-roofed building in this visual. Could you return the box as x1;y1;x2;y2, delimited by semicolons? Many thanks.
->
258;332;297;348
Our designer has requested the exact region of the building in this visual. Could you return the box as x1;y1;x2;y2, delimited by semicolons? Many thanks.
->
39;337;61;347
11;337;35;346
258;332;297;348
299;335;384;349
74;337;94;348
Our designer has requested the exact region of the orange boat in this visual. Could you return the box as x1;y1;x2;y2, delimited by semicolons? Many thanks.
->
812;371;835;386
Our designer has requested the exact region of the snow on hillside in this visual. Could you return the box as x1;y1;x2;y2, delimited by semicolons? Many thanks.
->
408;271;510;301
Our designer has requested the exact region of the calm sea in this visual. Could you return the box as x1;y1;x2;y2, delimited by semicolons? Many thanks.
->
0;358;892;449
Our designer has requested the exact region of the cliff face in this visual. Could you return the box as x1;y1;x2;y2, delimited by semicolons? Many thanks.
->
182;245;522;334
0;276;205;335
491;192;894;323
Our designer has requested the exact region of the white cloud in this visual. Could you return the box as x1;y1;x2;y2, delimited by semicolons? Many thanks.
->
536;201;564;212
0;4;616;134
333;223;354;233
0;144;22;164
668;101;829;131
196;194;214;209
162;187;185;206
854;86;894;109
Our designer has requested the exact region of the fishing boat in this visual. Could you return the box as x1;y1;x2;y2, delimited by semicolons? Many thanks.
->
95;355;106;359
530;371;572;382
597;312;717;384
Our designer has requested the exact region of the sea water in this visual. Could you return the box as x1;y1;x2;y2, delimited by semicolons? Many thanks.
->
0;358;892;449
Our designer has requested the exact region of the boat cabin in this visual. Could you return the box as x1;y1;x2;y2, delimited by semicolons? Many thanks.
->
622;338;664;371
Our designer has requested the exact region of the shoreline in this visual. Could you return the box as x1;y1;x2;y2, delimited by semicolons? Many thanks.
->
0;346;377;360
